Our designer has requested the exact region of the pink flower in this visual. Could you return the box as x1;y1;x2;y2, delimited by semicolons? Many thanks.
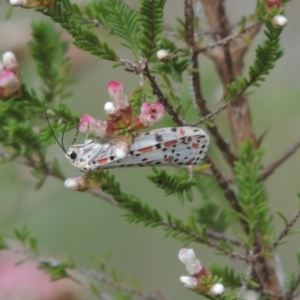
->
0;70;20;98
137;102;164;127
107;81;129;110
79;115;108;138
178;248;202;275
265;0;282;9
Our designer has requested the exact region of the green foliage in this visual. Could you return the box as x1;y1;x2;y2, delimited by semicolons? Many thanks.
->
139;0;166;60
210;263;242;288
195;202;229;233
147;167;198;202
226;12;284;100
39;255;75;280
129;86;144;115
85;1;110;27
233;141;273;247
152;37;189;82
105;0;140;58
28;21;71;102
42;0;118;61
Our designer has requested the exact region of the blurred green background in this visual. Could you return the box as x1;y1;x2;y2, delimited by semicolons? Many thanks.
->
0;1;300;299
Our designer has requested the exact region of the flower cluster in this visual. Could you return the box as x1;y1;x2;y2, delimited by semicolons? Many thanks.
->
79;81;164;159
178;248;224;297
0;52;21;99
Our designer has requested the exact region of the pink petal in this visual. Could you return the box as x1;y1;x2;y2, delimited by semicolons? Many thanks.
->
79;115;108;138
107;81;129;109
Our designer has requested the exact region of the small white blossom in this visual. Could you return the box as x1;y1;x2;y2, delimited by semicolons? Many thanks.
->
2;51;18;72
9;0;26;6
64;177;85;189
179;276;198;289
104;101;117;115
271;15;288;28
209;283;225;296
156;49;172;62
178;248;202;275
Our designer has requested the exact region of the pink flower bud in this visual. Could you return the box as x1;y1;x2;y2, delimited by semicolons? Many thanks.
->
2;52;18;74
137;102;164;127
0;70;20;98
107;81;129;109
265;0;282;9
178;248;202;275
79;115;108;138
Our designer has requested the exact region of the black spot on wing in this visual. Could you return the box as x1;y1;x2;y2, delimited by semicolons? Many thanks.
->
156;144;162;149
110;156;115;160
171;127;177;132
155;135;163;142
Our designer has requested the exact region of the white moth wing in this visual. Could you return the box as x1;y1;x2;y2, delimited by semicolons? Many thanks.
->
66;127;209;172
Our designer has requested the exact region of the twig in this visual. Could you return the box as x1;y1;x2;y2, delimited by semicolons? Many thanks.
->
143;65;186;126
267;208;300;252
75;268;167;300
206;229;245;248
163;220;248;261
0;150;120;207
195;21;263;54
262;139;300;181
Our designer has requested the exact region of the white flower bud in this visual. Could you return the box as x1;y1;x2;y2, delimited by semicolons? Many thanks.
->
2;52;18;71
104;101;117;115
178;248;202;275
64;178;84;189
271;15;288;28
209;283;225;296
116;148;127;159
156;49;172;62
9;0;26;6
179;276;198;289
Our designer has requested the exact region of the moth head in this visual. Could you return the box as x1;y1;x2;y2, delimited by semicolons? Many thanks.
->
66;146;80;165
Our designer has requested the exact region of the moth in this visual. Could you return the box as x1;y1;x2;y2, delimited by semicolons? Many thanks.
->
65;126;209;172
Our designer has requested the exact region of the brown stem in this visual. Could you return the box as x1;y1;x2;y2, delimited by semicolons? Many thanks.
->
144;66;185;126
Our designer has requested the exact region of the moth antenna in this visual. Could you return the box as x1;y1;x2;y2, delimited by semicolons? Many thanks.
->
43;102;67;154
83;122;90;149
70;122;81;145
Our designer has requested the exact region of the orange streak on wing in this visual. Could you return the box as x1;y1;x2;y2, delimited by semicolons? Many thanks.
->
192;143;199;149
98;158;109;165
139;146;154;153
164;140;177;147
